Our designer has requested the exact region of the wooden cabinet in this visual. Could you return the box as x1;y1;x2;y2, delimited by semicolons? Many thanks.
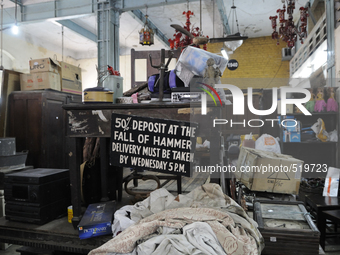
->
7;89;81;169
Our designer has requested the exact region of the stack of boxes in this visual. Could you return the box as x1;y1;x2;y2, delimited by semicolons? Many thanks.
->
20;58;82;95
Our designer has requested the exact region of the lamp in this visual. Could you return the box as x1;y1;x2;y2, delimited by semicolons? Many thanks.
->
221;48;229;60
11;24;18;35
11;0;18;35
224;0;243;52
269;0;308;48
139;7;154;46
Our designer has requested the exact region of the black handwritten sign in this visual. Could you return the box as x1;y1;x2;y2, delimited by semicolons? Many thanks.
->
110;113;198;177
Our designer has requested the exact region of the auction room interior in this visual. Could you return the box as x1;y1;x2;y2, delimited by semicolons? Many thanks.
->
0;0;340;254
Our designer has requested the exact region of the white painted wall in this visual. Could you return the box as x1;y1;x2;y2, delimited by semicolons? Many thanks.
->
2;29;177;95
1;31;133;93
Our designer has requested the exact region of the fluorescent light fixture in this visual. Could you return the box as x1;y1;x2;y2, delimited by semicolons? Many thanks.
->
221;48;228;60
12;24;18;35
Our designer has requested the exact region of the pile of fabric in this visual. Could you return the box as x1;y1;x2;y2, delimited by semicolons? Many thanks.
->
89;183;264;255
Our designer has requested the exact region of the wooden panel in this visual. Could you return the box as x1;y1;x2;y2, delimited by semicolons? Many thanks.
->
42;98;65;168
26;97;43;167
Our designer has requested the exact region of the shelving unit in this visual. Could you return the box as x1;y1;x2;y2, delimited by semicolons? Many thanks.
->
279;112;338;178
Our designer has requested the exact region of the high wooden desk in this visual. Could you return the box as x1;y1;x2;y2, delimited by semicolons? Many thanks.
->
63;102;222;227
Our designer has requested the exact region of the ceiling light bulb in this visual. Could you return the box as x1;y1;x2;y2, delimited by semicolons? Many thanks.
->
221;48;228;60
12;24;18;35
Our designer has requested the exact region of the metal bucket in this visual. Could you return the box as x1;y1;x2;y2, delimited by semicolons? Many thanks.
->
0;138;16;156
0;151;28;170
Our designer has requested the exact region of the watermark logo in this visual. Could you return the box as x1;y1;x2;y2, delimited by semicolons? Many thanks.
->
197;82;223;115
200;84;311;116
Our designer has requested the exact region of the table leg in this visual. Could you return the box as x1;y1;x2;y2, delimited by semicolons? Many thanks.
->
100;137;109;202
177;175;182;194
68;137;83;229
117;167;123;201
319;212;327;250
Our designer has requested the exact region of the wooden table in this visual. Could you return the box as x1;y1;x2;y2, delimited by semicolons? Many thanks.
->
305;194;340;249
63;102;222;227
305;194;340;225
319;209;340;250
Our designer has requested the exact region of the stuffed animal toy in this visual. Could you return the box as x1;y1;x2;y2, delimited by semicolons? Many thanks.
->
305;88;315;113
326;87;338;112
314;87;326;112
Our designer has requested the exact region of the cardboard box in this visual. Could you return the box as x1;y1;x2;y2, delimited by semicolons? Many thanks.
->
236;147;303;195
59;62;82;94
29;58;60;74
59;61;82;81
78;201;116;240
282;120;301;142
20;72;61;91
61;79;82;95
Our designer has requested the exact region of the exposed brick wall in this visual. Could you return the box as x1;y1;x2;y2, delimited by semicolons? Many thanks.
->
206;36;290;89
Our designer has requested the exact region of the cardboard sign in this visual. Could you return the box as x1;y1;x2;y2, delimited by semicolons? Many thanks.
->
110;113;198;177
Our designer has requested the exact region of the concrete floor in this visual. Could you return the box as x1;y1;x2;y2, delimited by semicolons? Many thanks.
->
1;243;340;255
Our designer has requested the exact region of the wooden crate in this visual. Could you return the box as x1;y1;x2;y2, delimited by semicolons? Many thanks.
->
254;200;320;255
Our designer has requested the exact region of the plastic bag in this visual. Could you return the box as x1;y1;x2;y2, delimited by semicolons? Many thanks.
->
328;130;338;142
175;46;228;86
323;167;340;197
311;118;329;142
255;134;281;154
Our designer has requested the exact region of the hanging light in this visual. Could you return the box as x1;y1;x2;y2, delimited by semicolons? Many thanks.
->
11;0;18;35
11;24;18;34
224;1;244;52
139;7;154;46
269;0;308;48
